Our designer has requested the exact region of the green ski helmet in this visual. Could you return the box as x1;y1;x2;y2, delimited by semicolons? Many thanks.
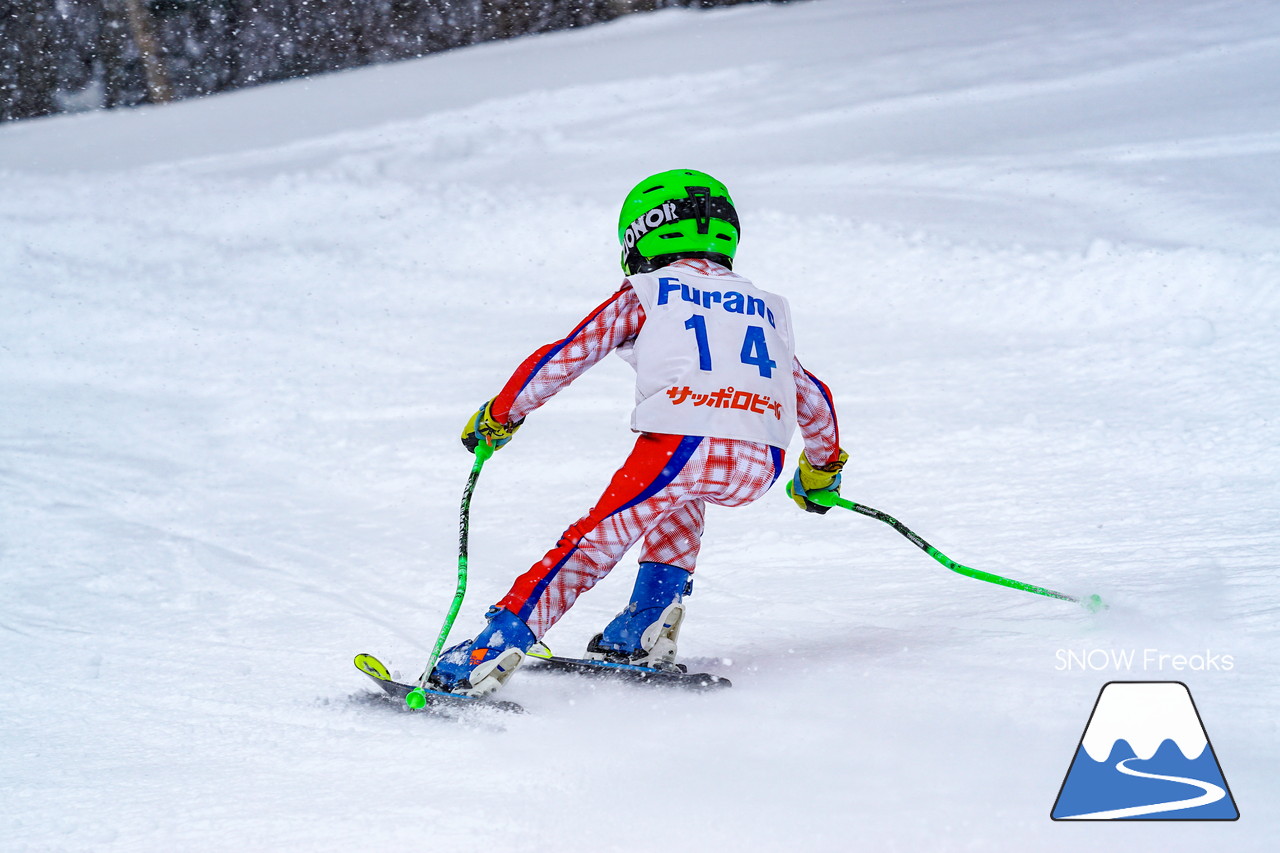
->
617;169;740;275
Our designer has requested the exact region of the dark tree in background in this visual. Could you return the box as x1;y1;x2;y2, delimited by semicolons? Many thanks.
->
2;0;73;119
1;0;771;123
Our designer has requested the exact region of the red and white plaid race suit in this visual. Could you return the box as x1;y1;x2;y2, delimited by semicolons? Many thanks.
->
486;259;841;637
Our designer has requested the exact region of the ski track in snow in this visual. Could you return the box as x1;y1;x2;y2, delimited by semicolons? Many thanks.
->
2;0;1278;850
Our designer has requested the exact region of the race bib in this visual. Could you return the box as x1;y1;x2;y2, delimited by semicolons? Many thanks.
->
625;267;798;448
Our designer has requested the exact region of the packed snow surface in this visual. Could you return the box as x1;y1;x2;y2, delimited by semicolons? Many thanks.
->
2;0;1278;849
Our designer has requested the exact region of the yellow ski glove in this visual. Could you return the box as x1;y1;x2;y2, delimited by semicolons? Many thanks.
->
789;448;848;514
461;399;524;453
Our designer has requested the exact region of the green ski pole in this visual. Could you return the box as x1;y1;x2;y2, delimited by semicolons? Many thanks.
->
789;483;1105;613
406;441;495;709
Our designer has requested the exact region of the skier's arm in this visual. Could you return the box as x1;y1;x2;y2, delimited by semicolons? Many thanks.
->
793;359;841;467
790;359;847;514
490;284;644;424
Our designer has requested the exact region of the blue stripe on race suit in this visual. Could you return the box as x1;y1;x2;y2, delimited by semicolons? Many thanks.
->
503;434;702;626
617;435;703;512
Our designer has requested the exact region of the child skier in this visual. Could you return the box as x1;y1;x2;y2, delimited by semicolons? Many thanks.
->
429;169;845;696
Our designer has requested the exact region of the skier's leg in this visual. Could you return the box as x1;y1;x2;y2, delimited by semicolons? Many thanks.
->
431;436;701;693
585;438;783;665
429;437;778;692
585;500;704;665
496;433;704;637
638;497;706;571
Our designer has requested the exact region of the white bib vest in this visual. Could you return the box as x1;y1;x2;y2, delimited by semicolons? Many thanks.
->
623;266;798;449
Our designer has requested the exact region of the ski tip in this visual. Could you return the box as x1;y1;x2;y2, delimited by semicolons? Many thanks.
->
354;653;391;680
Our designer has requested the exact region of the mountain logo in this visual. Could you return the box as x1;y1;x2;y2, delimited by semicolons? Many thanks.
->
1051;681;1239;820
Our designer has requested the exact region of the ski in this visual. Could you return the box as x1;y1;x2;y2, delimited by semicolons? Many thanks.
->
353;653;525;714
525;648;731;690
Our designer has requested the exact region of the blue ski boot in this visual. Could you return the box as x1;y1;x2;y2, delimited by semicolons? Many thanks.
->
428;606;535;697
585;562;691;669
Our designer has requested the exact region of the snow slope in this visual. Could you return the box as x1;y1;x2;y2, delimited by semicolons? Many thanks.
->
2;0;1278;849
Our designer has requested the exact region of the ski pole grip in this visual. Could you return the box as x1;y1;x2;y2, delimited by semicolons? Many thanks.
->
792;484;855;511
